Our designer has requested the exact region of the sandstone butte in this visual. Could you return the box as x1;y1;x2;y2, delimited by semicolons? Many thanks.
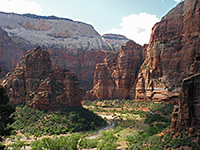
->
85;0;199;102
84;40;143;100
2;47;83;110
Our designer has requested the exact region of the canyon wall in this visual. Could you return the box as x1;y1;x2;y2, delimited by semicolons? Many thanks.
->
171;48;200;130
135;0;199;101
0;27;25;78
85;40;143;100
86;0;199;101
2;47;83;110
171;73;200;130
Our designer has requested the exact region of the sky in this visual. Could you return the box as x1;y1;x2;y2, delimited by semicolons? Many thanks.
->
0;0;183;45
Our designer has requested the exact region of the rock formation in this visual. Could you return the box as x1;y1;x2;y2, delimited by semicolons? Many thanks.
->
85;40;143;100
0;27;25;78
135;0;199;101
171;47;200;130
0;12;112;91
102;34;129;51
2;47;83;110
170;73;200;130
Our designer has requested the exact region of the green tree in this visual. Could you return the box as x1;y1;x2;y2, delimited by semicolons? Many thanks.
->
97;131;119;150
0;67;15;149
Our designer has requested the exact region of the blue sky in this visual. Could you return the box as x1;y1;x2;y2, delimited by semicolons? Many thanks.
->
0;0;182;45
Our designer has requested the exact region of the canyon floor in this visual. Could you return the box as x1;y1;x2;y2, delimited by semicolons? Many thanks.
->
4;99;193;150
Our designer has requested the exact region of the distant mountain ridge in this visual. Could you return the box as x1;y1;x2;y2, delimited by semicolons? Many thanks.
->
0;11;73;22
102;34;129;51
0;11;111;52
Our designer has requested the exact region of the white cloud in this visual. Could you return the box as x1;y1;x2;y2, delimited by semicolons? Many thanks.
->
105;13;159;45
0;0;43;15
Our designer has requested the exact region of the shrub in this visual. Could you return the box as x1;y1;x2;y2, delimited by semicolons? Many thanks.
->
79;138;98;149
150;103;175;115
144;113;171;125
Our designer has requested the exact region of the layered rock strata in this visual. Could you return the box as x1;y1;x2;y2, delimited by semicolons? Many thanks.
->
2;47;83;110
0;12;112;91
135;0;199;101
85;40;143;100
171;41;200;130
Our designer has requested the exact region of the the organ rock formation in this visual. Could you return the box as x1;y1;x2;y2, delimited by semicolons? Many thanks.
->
85;40;143;100
0;12;112;91
2;47;83;110
135;0;200;101
102;34;129;51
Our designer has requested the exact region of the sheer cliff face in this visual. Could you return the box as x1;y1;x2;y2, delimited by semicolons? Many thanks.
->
0;12;112;91
0;27;25;77
2;47;83;110
84;40;143;100
171;40;200;130
135;0;200;101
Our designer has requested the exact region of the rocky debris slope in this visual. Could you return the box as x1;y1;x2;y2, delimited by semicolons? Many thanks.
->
0;12;112;91
135;0;200;101
102;34;129;51
2;47;83;110
0;27;25;78
84;40;143;100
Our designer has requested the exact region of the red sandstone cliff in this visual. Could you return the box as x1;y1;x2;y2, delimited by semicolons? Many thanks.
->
48;49;110;93
170;73;200;130
135;0;200;101
85;40;143;100
2;47;83;110
171;48;200;130
0;27;25;78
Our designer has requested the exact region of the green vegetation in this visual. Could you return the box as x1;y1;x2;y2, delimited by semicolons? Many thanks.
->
11;106;106;135
126;112;171;149
97;131;119;150
6;132;118;150
31;134;82;150
150;102;175;115
4;99;200;149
